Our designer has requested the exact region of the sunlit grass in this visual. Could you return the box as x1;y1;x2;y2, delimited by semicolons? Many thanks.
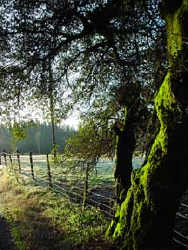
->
0;168;114;250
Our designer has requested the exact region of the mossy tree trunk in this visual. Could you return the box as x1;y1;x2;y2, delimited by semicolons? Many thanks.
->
106;1;188;249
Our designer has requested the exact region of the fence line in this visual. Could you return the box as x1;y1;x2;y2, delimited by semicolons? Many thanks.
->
181;202;188;209
173;229;188;249
173;229;188;240
176;212;188;220
173;238;188;249
0;152;116;218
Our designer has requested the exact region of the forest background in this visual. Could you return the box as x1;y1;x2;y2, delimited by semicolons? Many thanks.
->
0;123;76;154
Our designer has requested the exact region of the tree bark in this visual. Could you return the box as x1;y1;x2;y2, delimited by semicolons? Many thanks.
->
114;112;136;204
106;1;188;249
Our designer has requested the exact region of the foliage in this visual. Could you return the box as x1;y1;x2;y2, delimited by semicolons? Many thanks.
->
64;119;115;161
0;0;165;128
10;122;29;142
0;0;166;171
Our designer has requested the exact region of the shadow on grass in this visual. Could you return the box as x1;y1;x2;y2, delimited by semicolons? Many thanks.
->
3;202;74;250
0;216;17;250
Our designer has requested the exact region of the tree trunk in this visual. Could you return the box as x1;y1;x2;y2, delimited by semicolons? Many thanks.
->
49;60;57;161
106;1;188;249
114;113;136;204
50;93;57;160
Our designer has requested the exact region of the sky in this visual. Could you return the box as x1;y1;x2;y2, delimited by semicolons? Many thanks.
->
61;113;80;129
17;104;80;130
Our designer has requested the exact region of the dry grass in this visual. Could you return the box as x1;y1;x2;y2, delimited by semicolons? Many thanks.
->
0;170;69;250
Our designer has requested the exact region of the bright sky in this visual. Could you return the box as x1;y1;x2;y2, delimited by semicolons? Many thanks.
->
18;105;80;130
61;114;80;129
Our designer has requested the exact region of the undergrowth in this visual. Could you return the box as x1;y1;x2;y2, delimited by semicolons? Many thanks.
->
0;168;115;250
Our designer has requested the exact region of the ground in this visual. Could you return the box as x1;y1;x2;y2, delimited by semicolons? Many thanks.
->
0;192;188;250
0;216;17;250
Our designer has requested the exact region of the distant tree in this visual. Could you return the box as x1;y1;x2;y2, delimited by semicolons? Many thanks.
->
64;119;114;162
9;121;27;152
4;123;77;154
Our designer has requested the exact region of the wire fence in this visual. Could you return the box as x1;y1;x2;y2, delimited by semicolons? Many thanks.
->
173;201;188;249
0;152;116;219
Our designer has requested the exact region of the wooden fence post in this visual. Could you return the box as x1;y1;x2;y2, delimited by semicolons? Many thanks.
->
4;153;7;168
46;154;52;187
17;153;21;173
9;153;13;169
82;162;89;210
29;152;34;180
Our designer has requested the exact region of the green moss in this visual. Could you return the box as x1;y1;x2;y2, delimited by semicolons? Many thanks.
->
106;187;134;241
105;206;121;239
166;12;182;60
165;0;188;62
154;72;182;155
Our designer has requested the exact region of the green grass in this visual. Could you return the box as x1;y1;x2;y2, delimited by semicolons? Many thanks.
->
0;169;115;250
0;155;143;249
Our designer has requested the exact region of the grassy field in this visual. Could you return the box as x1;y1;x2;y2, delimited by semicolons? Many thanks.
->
0;155;144;250
0;169;115;250
0;154;144;216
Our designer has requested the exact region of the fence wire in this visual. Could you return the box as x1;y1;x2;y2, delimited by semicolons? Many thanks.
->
0;153;116;219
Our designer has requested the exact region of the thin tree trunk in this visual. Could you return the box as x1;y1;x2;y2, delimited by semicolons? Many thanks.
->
49;60;57;162
50;93;57;160
106;1;188;249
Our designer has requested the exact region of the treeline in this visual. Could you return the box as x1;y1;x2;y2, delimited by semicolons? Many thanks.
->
0;123;76;154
